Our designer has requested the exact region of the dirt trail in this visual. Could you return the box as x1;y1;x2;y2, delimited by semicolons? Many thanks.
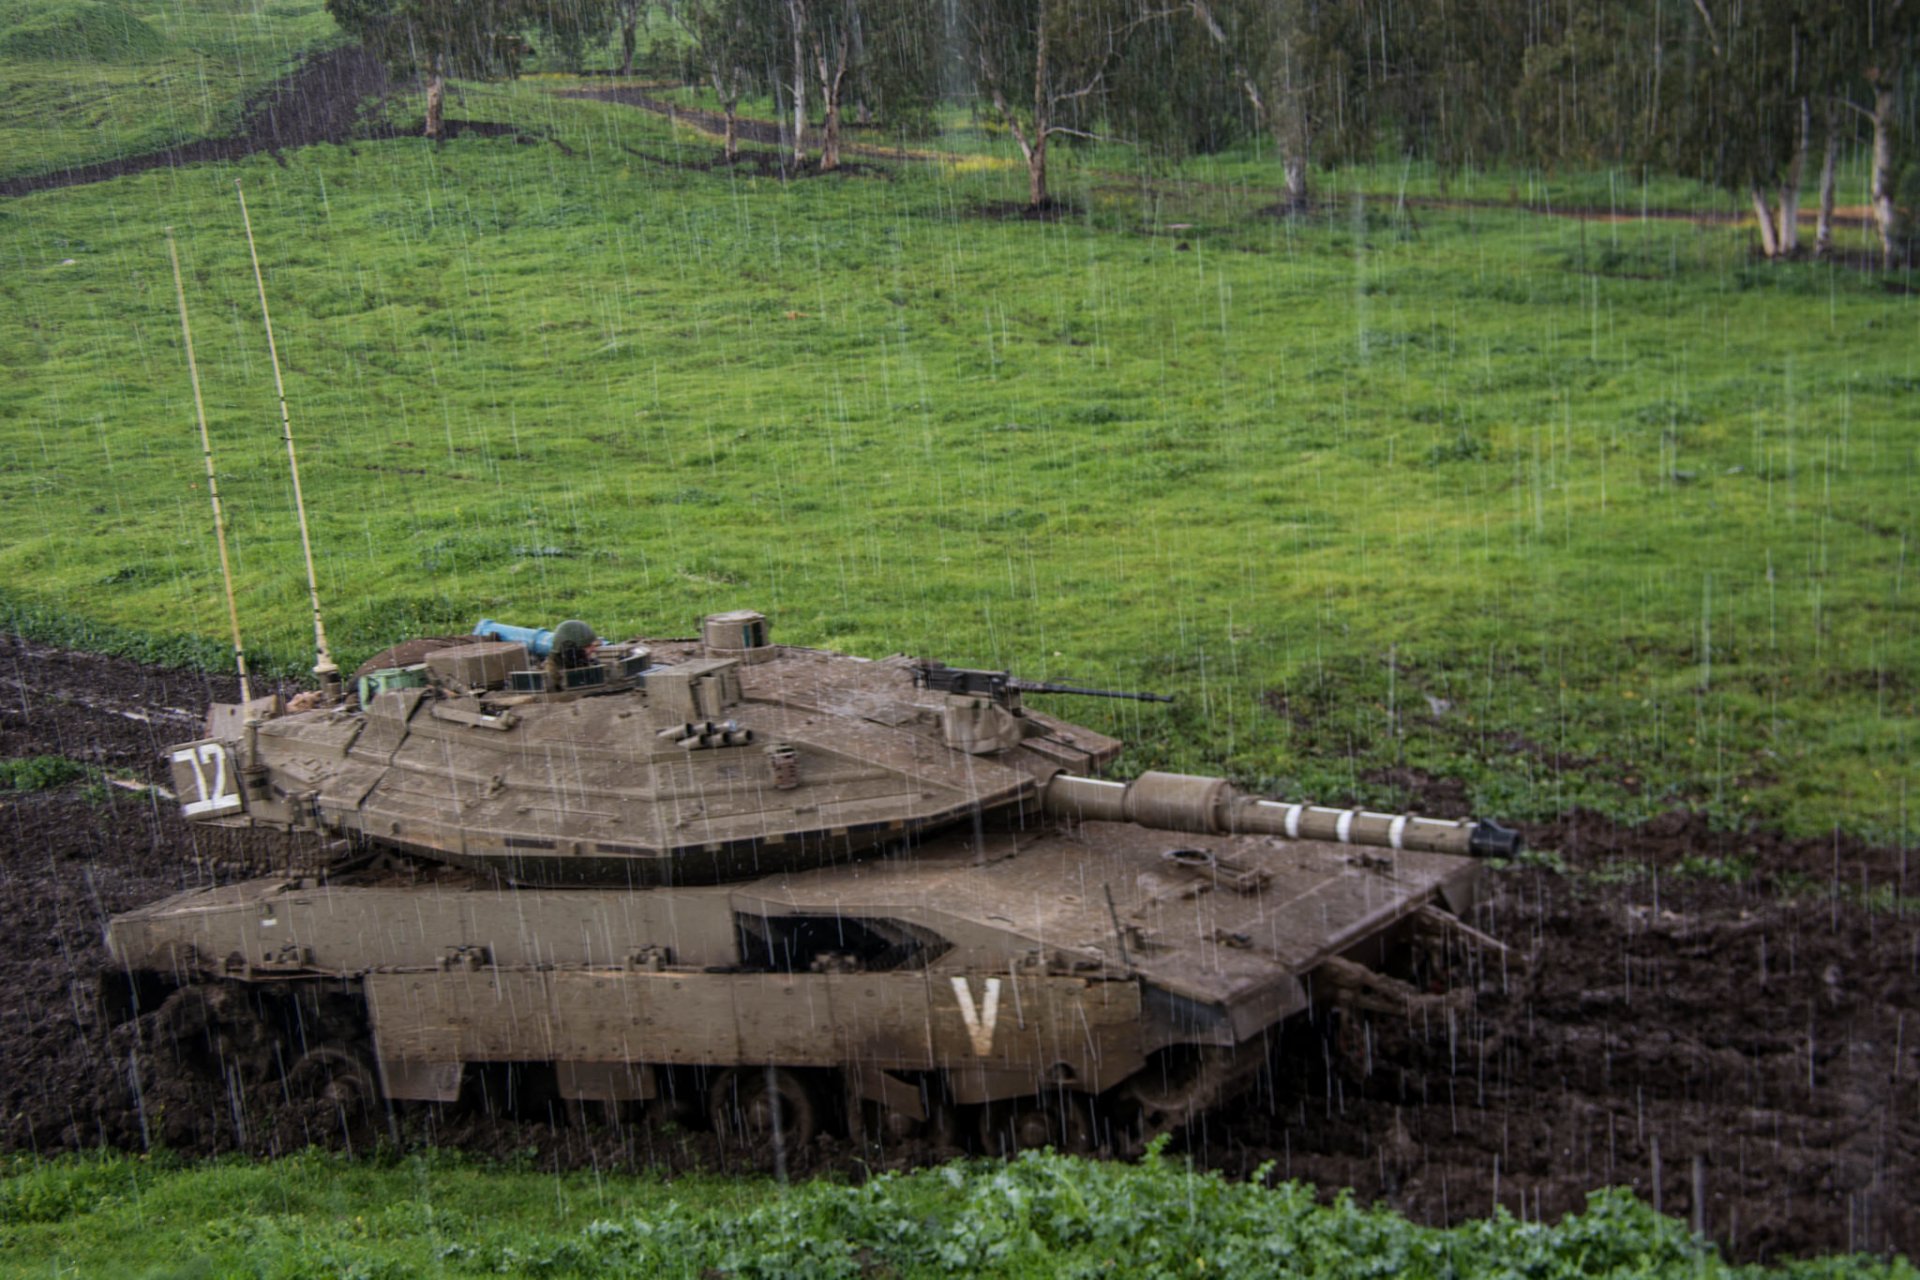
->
0;46;395;198
2;637;1914;1262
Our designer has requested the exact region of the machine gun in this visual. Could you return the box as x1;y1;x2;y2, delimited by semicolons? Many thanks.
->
911;662;1174;705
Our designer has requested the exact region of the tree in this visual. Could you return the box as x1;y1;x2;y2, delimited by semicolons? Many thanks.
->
809;0;856;169
847;0;941;135
325;0;538;138
534;0;614;73
1661;0;1805;258
957;0;1136;208
676;0;770;160
613;0;647;74
1853;0;1915;265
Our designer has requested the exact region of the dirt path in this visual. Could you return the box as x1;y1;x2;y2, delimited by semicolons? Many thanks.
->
0;46;395;198
2;637;1913;1261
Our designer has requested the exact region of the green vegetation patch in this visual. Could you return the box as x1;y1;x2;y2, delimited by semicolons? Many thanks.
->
2;1146;1910;1278
0;0;341;180
0;1;167;62
0;755;86;791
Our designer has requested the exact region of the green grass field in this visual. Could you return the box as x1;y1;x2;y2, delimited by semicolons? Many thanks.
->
3;1146;1911;1278
1;72;1915;842
5;78;1916;842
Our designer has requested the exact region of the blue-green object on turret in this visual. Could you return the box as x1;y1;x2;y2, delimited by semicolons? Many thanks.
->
472;618;555;656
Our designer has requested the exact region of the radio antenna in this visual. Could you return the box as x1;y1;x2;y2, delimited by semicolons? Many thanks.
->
235;179;340;701
165;227;252;706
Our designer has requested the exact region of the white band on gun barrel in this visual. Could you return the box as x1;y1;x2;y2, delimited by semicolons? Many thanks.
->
1389;814;1408;850
1336;808;1356;843
1284;804;1303;838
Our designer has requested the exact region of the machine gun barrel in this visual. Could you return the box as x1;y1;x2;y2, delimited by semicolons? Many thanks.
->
1006;679;1175;703
912;662;1172;704
1042;771;1523;859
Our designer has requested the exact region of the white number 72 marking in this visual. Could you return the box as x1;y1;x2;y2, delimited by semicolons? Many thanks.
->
172;742;241;816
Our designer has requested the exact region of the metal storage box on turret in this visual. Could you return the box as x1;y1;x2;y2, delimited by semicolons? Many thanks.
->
106;609;1520;1153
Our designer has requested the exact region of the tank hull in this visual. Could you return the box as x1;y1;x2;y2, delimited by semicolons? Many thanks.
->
106;821;1481;1132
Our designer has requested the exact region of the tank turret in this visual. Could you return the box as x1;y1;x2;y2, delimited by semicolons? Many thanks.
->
112;609;1517;1156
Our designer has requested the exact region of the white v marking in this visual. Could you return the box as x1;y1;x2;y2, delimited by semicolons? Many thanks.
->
950;976;1001;1056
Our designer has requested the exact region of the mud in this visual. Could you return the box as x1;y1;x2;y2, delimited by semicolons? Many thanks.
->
1;637;1914;1262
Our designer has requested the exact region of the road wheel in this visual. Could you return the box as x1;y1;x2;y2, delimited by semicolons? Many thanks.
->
153;983;276;1078
709;1067;818;1150
979;1093;1096;1155
286;1042;388;1148
287;1044;381;1117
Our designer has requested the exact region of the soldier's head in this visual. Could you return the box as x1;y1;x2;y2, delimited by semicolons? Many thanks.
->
551;619;598;657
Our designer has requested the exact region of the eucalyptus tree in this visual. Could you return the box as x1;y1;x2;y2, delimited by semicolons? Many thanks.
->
325;0;540;138
808;0;857;168
956;0;1146;207
613;0;649;74
534;0;615;72
851;0;942;136
1161;0;1309;204
1848;0;1915;264
1653;0;1806;257
677;0;772;160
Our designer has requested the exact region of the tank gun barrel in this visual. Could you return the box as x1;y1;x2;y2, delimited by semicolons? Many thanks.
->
1042;771;1523;858
912;662;1173;704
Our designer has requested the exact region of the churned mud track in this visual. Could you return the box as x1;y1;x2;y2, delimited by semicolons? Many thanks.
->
2;637;1914;1262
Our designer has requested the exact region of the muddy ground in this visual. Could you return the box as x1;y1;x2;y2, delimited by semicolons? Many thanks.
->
1;637;1913;1262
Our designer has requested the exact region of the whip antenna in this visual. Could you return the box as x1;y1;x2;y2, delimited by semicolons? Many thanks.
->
166;227;251;706
235;179;340;701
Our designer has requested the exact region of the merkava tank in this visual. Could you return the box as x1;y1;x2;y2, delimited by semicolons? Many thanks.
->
105;609;1520;1154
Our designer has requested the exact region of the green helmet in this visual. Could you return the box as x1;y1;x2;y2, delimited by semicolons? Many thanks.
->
550;619;597;653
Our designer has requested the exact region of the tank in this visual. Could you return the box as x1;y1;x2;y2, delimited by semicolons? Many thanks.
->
104;609;1520;1154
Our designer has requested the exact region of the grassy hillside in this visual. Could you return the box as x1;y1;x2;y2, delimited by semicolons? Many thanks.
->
2;1146;1911;1278
0;67;1915;841
0;0;340;180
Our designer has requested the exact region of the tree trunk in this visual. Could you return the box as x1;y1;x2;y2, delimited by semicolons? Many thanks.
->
1750;183;1780;258
1776;96;1807;255
821;101;841;169
814;27;849;171
1028;0;1050;207
1274;35;1310;209
424;66;445;140
725;103;739;161
620;19;637;76
1870;82;1899;268
1814;95;1839;259
788;0;808;169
